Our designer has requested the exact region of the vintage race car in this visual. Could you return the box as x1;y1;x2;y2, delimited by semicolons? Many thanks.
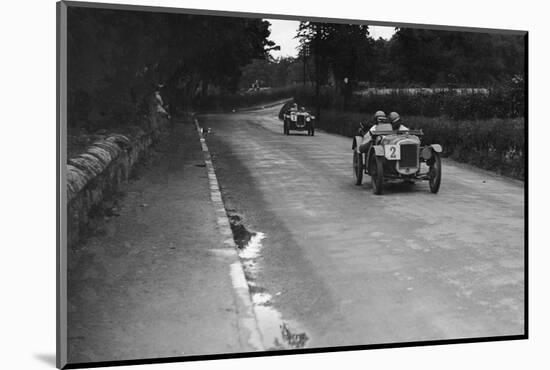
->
352;123;442;194
283;109;315;136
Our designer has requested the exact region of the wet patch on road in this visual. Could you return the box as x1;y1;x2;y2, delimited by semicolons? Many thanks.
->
227;212;255;249
227;211;309;350
251;293;310;350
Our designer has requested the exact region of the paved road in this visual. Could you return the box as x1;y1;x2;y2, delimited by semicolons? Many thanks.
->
200;105;525;349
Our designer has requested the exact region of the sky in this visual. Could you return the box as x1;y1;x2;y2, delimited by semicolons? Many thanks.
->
267;19;397;59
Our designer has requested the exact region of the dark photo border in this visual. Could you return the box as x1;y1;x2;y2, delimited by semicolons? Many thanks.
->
57;1;528;368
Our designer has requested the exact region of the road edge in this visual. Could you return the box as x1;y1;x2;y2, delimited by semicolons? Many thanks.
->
193;116;265;352
235;98;294;112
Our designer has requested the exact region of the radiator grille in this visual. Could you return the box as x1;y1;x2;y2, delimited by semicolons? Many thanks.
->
399;144;418;168
297;115;305;126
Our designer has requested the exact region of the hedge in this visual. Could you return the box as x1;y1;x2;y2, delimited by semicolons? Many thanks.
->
292;85;524;121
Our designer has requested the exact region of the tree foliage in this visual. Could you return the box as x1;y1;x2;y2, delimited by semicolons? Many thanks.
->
386;28;525;86
275;23;526;88
239;57;303;88
296;22;372;87
67;7;275;129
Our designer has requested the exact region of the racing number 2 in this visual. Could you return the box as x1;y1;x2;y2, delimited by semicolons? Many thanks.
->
385;144;400;160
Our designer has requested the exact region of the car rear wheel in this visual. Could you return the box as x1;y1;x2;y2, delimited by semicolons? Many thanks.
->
428;152;442;193
370;155;384;195
353;152;363;185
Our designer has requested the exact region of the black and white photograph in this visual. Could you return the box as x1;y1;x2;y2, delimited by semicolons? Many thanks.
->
10;0;550;368
54;1;529;368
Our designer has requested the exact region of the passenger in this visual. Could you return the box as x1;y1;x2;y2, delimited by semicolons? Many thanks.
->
388;112;409;131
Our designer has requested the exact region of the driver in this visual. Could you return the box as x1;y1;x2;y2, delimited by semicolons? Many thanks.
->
388;111;409;131
358;110;386;153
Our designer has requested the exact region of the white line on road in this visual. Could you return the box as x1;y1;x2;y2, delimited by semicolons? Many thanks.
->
195;117;265;351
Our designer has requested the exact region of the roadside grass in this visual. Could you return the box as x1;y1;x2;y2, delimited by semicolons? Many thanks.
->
314;109;525;180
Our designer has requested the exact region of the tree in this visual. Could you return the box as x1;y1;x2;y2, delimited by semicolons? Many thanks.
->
388;28;525;86
67;7;277;129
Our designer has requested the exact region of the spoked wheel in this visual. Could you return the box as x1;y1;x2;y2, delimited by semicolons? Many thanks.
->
353;152;363;185
370;155;384;195
428;152;442;193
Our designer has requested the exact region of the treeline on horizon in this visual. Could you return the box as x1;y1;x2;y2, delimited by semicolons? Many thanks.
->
66;7;525;131
240;23;525;90
219;23;526;121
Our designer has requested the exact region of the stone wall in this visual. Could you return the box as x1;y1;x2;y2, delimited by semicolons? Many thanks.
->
66;111;170;247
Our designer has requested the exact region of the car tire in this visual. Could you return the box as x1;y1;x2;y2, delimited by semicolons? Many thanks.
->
428;151;442;193
311;127;315;136
370;155;384;195
353;152;363;185
284;121;289;135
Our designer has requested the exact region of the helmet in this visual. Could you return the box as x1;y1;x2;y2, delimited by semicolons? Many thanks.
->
388;112;401;124
374;110;386;119
374;110;386;123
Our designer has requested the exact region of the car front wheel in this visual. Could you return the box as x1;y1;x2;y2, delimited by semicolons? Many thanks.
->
370;155;384;195
428;152;442;193
353;152;363;185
